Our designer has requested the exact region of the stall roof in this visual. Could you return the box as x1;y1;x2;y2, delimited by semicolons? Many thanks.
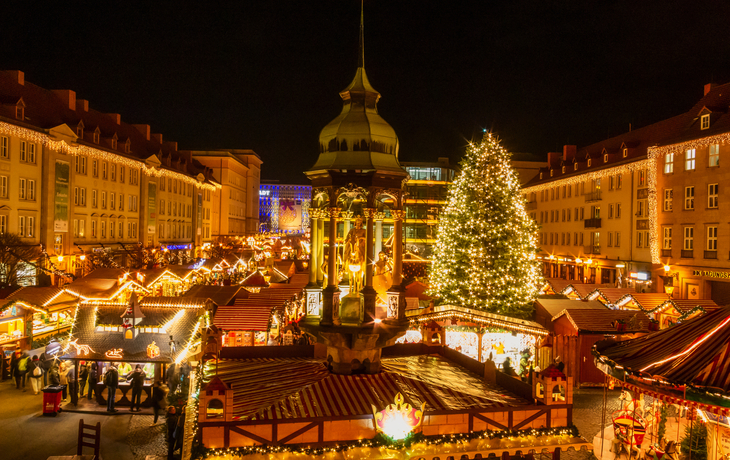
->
552;308;651;334
586;288;638;305
536;298;607;318
4;286;79;311
203;354;529;421
213;303;272;331
62;303;203;363
184;285;244;307
622;293;671;311
407;305;548;336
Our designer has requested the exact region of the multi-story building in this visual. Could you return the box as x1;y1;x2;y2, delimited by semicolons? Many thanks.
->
0;70;229;284
524;81;730;302
258;182;311;234
651;82;730;305
192;150;262;239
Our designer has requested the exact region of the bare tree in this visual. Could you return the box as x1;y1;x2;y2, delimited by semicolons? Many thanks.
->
0;233;41;288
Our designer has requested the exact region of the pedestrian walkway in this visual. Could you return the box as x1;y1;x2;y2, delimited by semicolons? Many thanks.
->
127;414;168;460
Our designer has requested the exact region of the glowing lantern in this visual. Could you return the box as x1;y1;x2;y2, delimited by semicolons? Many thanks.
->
147;341;160;359
372;392;425;440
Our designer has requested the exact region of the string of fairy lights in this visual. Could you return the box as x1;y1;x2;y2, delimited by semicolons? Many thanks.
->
0;121;219;192
428;132;541;318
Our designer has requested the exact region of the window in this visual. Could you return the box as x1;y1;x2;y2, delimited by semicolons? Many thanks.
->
80;188;86;206
708;184;719;208
76;156;87;174
579;232;584;245
609;176;614;190
0;137;7;159
110;221;115;239
92;160;98;177
573;162;578;171
101;221;106;238
93;129;100;144
604;153;608;163
709;144;720;167
110;164;116;181
636;201;644;218
0;176;7;198
118;222;123;238
616;203;621;219
20;143;36;163
663;189;673;211
701;114;710;130
587;159;592;167
79;219;85;237
160;200;165;215
685;149;696;170
637;231;643;248
120;166;125;183
579;207;585;220
27;180;35;200
550;169;553;177
73;187;79;205
0;215;9;233
622;148;628;158
27;216;34;237
615;232;621;247
638;170;646;186
664;152;674;174
92;190;97;208
19;141;26;162
160;179;165;191
102;162;107;180
663;227;672;249
608;232;613;247
19;178;26;200
616;174;622;190
110;192;115;210
101;191;107;209
18;216;25;237
685;186;695;210
684;227;694;250
73;219;79;237
608;204;614;219
91;220;96;238
561;166;565;173
566;233;570;245
119;194;124;211
707;226;718;250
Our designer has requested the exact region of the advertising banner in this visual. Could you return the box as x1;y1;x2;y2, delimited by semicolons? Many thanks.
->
279;200;302;232
54;160;70;232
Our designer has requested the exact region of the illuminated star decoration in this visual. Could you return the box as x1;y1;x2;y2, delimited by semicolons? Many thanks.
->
371;392;425;441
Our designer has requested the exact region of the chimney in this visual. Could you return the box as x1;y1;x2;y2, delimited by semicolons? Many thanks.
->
107;113;121;124
151;133;163;144
52;90;76;110
563;145;576;162
704;83;716;96
547;152;561;167
133;124;151;140
164;141;178;151
76;99;89;112
6;70;24;85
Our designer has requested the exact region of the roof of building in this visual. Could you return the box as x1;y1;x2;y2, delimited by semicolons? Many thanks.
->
212;303;272;331
203;354;529;421
0;70;216;185
408;305;548;336
184;285;245;307
536;299;607;318
552;308;651;334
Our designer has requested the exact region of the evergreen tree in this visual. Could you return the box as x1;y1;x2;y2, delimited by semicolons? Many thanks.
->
428;132;541;318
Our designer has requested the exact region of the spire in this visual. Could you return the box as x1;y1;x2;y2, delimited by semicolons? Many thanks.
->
358;0;364;69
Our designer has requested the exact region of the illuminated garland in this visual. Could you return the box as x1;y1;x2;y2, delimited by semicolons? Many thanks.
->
409;311;548;337
199;425;579;459
0;121;218;191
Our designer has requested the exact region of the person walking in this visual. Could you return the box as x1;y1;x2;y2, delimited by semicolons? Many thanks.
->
39;352;51;386
151;381;169;425
16;351;30;391
104;363;119;412
87;362;98;400
166;406;179;460
28;355;44;394
59;361;70;401
79;362;88;397
126;364;146;412
9;345;21;388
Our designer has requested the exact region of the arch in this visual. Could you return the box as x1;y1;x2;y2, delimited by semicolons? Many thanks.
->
206;398;224;419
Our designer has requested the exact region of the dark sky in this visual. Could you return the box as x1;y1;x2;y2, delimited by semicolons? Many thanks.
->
3;1;730;183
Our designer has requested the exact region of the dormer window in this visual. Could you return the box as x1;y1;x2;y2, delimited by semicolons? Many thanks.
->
587;159;592;167
539;172;543;180
604;154;609;163
15;105;24;120
550;169;554;177
111;134;118;150
124;139;131;153
93;128;100;144
561;166;565;173
701;114;710;130
76;122;84;138
573;163;578;171
622;148;628;158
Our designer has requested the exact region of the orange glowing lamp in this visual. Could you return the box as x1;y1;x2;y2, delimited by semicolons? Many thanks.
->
372;392;425;440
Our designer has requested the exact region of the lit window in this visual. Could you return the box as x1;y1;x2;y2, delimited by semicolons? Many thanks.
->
622;148;628;158
603;153;608;163
684;227;694;250
587;159;591;167
664;152;674;174
709;144;720;167
685;149;696;170
663;227;672;250
0;137;7;159
663;189;673;211
701;114;710;130
684;186;695;210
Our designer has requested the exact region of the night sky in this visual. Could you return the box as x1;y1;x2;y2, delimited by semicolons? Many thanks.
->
3;1;730;183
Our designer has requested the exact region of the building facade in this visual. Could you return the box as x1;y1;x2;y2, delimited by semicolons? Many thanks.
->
192;150;262;239
524;81;730;304
258;182;311;234
0;70;240;284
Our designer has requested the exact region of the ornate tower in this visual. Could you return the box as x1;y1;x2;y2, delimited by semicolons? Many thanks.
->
302;3;409;374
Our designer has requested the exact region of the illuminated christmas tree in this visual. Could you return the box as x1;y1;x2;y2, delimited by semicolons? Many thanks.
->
428;131;541;318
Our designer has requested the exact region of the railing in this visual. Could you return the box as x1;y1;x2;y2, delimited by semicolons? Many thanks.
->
705;250;718;259
661;249;672;258
681;250;694;259
584;190;602;202
584;218;602;228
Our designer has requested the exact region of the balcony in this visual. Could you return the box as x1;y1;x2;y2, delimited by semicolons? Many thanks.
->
705;250;718;260
584;218;602;228
681;250;694;259
584;245;601;255
584;190;602;202
661;249;672;258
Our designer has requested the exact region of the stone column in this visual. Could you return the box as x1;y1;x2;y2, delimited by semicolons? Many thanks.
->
316;216;325;284
391;210;405;287
374;212;384;256
320;207;340;326
308;210;319;286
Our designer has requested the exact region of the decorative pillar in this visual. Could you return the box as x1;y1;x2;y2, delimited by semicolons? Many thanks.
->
374;212;384;256
360;208;377;322
386;209;406;322
342;211;353;242
316;215;325;284
308;210;319;286
320;207;340;326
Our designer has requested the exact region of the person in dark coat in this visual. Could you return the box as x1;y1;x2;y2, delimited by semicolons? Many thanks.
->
151;381;168;425
166;406;179;460
104;364;119;412
87;362;99;400
126;364;146;412
39;352;51;386
79;362;89;397
48;363;61;386
10;346;21;389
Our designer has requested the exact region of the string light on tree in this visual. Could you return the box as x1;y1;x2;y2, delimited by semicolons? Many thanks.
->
428;131;542;319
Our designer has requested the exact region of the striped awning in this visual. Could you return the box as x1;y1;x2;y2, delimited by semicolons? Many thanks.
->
595;305;730;395
203;355;529;421
213;304;272;331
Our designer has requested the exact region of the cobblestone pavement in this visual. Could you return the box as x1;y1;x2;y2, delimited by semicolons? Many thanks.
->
572;387;624;440
127;414;168;460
